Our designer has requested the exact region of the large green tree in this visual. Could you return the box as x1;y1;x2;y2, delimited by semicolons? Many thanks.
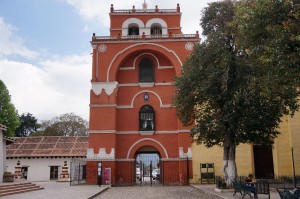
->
0;80;20;137
31;113;88;136
15;113;39;137
234;0;300;94
174;0;300;184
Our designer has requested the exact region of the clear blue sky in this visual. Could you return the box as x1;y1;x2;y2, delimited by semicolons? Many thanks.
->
0;0;214;122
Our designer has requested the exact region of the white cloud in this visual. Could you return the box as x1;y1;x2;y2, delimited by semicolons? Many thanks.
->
0;17;38;59
0;54;91;121
66;0;215;35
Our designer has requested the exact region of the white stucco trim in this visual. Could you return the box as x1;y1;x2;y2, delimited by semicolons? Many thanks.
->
131;90;162;107
121;18;145;36
155;82;173;86
179;147;192;159
118;83;139;87
178;129;191;133
118;82;173;87
146;18;168;35
89;130;116;134
87;148;115;160
90;104;117;108
115;131;178;135
92;81;118;96
116;131;139;135
107;43;182;82
126;138;169;159
155;131;178;134
116;105;134;109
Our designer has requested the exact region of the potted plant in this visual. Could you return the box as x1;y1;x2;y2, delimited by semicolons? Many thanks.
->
3;171;14;182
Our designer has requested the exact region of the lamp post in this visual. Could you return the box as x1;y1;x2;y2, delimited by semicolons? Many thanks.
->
291;147;296;188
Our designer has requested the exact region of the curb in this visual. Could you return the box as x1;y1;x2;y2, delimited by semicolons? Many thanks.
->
87;186;110;199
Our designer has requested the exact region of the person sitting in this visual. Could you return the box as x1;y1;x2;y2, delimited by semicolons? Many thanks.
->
244;174;258;199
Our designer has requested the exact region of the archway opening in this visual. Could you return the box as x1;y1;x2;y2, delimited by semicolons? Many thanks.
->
134;145;161;186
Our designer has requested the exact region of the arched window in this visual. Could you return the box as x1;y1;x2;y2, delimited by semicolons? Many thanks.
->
139;58;154;82
151;23;162;35
128;23;139;35
139;105;155;131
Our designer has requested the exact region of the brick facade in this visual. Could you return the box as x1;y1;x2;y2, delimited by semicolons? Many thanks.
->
87;3;199;186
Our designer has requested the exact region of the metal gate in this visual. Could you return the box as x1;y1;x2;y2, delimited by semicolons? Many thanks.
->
136;154;161;186
70;158;87;186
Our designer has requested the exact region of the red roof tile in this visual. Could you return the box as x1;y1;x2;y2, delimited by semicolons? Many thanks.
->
6;136;88;157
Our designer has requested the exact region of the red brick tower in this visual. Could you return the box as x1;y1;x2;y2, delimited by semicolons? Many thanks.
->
87;2;199;186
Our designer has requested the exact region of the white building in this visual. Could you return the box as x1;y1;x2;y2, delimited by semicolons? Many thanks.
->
6;136;88;182
0;124;15;183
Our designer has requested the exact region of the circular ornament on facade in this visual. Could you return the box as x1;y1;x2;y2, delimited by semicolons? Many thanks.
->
185;42;194;51
98;44;107;52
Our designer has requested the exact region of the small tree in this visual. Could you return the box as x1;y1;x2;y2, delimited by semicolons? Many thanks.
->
0;80;20;137
174;0;300;185
15;113;39;137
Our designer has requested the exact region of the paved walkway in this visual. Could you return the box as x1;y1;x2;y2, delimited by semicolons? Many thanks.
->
192;184;280;199
1;181;281;199
2;181;107;199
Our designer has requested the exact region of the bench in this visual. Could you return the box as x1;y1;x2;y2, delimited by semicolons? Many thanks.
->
232;180;255;199
276;188;300;199
256;179;270;199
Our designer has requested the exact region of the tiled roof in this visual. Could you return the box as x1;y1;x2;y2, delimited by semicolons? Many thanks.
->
0;124;7;131
6;136;88;158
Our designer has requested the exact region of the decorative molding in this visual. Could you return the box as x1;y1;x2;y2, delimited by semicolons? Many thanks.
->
121;18;145;36
87;148;115;160
118;82;173;87
145;18;168;35
118;83;139;87
139;131;154;136
116;131;178;135
138;83;154;88
179;147;192;159
116;105;133;109
98;44;107;52
185;42;194;51
91;44;97;50
160;104;173;108
155;82;173;86
92;81;118;96
155;131;178;134
107;43;182;82
119;67;135;70
89;130;116;134
126;138;169;159
131;90;163;107
158;66;174;69
116;131;139;135
178;129;191;133
90;104;117;108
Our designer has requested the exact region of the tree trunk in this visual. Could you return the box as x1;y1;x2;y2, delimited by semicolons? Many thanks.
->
223;133;237;186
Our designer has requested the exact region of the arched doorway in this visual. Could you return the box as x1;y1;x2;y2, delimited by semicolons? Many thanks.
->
134;146;162;186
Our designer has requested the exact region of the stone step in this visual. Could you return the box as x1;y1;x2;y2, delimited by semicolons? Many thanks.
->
0;182;44;197
0;182;32;189
0;184;40;193
0;186;44;197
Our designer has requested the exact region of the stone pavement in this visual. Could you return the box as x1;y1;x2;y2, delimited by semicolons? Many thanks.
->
191;184;281;199
2;181;108;199
0;181;281;199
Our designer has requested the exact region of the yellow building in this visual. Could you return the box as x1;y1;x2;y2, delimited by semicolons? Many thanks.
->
191;111;300;183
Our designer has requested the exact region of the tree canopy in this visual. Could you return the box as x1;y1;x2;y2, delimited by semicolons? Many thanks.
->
30;113;88;136
0;80;20;137
174;0;300;183
15;113;39;137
